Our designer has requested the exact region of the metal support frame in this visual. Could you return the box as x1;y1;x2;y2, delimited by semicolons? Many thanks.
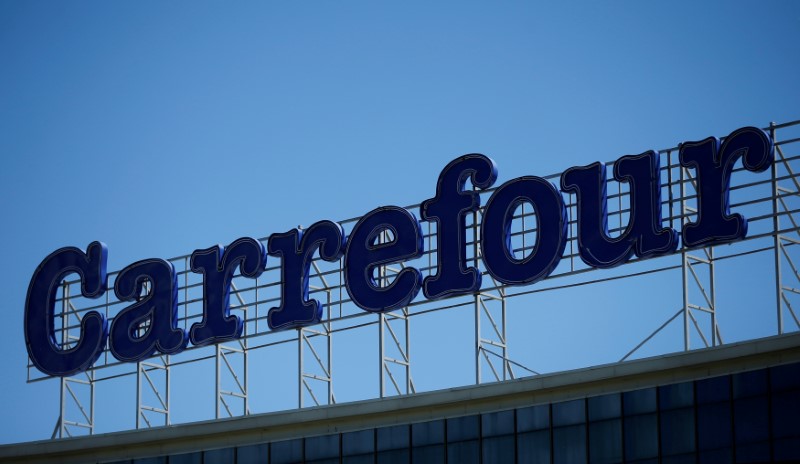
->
677;161;718;349
216;282;250;418
36;120;800;438
378;230;414;398
619;154;721;361
130;280;171;428
53;282;95;438
474;206;514;384
298;314;334;407
772;126;800;334
475;288;512;384
55;373;94;439
136;356;169;428
379;307;414;397
299;261;335;407
681;246;718;350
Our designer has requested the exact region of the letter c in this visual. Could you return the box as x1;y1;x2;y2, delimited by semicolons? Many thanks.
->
24;242;109;377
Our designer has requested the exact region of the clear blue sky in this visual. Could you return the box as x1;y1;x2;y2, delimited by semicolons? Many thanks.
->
1;1;799;444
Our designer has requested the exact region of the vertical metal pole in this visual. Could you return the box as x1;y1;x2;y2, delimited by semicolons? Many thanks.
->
379;313;385;398
681;167;690;351
405;306;411;394
474;203;481;384
709;248;717;346
243;348;249;416
89;369;95;435
298;329;303;408
327;291;333;404
136;363;141;429
215;345;221;419
59;281;68;438
243;305;249;416
502;296;508;381
771;122;784;334
166;356;171;425
59;377;66;438
378;229;387;398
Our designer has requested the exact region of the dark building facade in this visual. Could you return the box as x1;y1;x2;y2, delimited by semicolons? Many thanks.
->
3;333;800;464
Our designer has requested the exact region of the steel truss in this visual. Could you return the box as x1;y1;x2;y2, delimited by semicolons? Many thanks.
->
474;206;516;384
52;283;94;438
299;261;335;407
679;163;720;350
377;229;414;397
772;124;800;334
32;120;800;437
215;282;251;418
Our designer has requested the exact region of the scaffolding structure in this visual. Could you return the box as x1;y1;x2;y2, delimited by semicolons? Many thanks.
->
33;120;800;437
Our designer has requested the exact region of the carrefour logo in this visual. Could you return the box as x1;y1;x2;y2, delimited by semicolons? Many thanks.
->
25;126;773;377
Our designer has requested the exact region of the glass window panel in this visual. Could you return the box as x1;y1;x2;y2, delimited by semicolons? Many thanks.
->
482;410;515;437
237;443;268;464
167;452;201;464
271;438;303;464
772;390;800;439
377;424;409;451
735;442;770;463
660;408;696;456
133;458;164;464
517;404;549;432
589;419;622;463
696;375;730;404
588;393;620;421
661;453;696;464
412;420;444;446
697;402;732;450
306;459;338;464
698;448;733;464
553;424;586;464
588;419;621;464
447;415;479;442
734;396;769;443
771;363;800;392
343;455;375;464
203;448;234;462
552;399;585;427
624;388;656;415
732;369;768;399
343;429;374;456
659;382;694;410
447;440;479;464
517;430;550;464
305;434;340;460
411;444;444;463
377;448;409;464
773;437;800;461
624;414;658;460
482;435;515;463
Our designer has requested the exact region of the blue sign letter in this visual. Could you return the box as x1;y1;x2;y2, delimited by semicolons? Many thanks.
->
420;154;498;299
190;238;267;345
268;221;345;330
345;207;423;312
24;242;108;377
110;259;187;362
560;151;678;268
679;126;773;247
481;177;567;285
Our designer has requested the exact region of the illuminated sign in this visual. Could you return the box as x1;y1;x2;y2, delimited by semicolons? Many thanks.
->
25;126;774;377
